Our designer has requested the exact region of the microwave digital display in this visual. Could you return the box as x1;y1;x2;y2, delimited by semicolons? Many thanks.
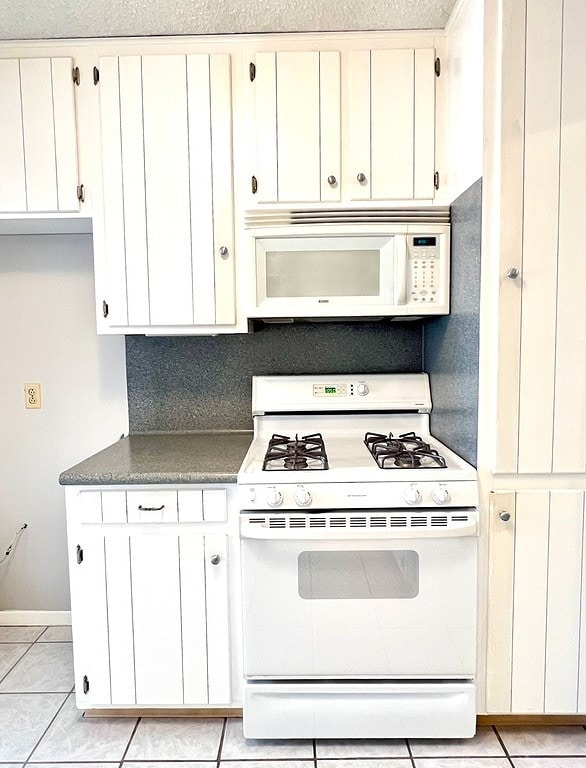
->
413;237;437;247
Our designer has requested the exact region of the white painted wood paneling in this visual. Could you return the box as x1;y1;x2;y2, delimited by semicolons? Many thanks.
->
276;52;321;202
209;53;236;324
485;491;515;713
0;59;26;210
493;0;526;473
517;0;562;473
179;535;208;704
187;53;215;326
119;56;150;326
203;488;227;522
99;57;128;326
347;50;371;200
205;534;231;703
131;533;183;705
101;491;126;523
545;491;583;712
105;535;136;705
19;58;58;212
413;48;435;199
50;57;79;212
511;491;549;712
78;490;103;523
142;55;193;326
319;51;341;203
178;489;204;522
371;49;414;200
552;0;586;473
253;51;278;203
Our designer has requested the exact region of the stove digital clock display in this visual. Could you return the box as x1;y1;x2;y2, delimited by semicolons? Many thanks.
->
313;384;347;396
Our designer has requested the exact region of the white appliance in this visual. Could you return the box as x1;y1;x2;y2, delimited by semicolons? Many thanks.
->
245;209;450;319
237;373;479;739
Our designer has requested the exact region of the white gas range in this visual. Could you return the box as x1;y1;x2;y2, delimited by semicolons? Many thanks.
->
237;373;479;740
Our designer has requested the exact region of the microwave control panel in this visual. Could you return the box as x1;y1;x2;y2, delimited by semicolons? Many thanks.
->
407;236;441;306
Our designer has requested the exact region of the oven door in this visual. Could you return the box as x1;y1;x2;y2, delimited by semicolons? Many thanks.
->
240;511;477;679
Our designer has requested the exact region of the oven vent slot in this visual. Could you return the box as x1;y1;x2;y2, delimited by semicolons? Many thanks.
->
370;516;388;527
249;517;266;524
330;517;347;527
269;518;286;528
452;515;469;522
244;513;473;531
431;516;449;526
411;517;428;527
350;517;367;527
289;517;306;528
390;516;408;527
309;517;326;527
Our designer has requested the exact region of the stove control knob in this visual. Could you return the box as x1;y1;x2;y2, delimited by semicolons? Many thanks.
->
403;485;422;505
266;489;283;508
432;484;451;505
356;382;369;396
294;488;312;507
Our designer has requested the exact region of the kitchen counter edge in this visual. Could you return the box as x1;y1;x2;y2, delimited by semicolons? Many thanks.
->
59;431;253;486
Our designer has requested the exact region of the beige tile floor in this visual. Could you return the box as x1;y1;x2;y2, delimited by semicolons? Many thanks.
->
1;625;586;768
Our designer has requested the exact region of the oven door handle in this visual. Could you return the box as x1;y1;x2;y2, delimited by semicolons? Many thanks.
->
240;521;478;540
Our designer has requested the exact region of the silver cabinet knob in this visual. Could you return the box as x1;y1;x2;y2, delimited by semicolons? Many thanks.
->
356;173;367;183
210;554;221;565
327;175;337;186
499;511;511;522
219;246;229;259
507;268;519;279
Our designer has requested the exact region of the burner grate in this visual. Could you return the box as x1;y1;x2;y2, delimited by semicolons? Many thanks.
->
262;432;329;471
364;431;447;470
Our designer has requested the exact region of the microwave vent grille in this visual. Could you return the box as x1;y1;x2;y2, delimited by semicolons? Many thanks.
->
245;207;450;227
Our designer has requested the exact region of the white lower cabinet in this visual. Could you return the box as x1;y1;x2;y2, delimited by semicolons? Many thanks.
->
486;489;586;713
66;486;238;710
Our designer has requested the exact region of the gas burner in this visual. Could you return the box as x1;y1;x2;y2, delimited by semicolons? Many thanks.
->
364;431;447;470
263;433;329;471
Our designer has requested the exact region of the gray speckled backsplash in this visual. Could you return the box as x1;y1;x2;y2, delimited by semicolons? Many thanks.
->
424;178;482;466
126;320;424;432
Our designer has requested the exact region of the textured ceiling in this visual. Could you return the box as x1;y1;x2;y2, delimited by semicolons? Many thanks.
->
0;0;457;40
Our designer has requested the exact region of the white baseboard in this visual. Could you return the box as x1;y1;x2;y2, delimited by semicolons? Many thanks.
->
0;610;71;626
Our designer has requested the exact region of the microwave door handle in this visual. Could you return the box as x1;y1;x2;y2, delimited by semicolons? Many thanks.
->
394;235;408;305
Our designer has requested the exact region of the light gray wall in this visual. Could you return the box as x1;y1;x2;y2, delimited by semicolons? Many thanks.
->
0;234;128;611
424;178;482;465
126;321;424;432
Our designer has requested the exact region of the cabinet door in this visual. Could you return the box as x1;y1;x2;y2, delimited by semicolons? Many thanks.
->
252;51;341;204
486;490;586;714
347;48;436;201
0;57;79;213
99;53;235;329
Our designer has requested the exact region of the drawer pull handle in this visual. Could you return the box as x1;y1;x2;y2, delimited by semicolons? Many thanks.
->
138;504;165;512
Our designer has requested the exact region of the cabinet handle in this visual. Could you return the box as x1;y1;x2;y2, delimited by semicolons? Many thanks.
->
219;246;229;259
356;173;367;184
327;175;337;186
507;268;519;279
137;504;165;511
499;511;511;522
210;554;221;565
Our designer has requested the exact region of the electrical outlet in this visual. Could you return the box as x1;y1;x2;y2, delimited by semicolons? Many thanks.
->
24;383;41;409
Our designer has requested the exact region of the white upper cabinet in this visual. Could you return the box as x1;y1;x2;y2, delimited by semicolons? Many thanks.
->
98;53;237;331
0;57;80;214
248;43;437;206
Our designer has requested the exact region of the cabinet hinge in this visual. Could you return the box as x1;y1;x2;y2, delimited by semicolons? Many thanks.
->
434;57;441;77
93;66;100;85
102;300;109;319
434;171;440;190
76;184;85;203
251;175;258;194
76;545;83;564
249;61;256;82
72;66;80;86
82;675;90;694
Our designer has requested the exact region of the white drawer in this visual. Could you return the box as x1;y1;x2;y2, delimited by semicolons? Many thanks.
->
126;491;178;522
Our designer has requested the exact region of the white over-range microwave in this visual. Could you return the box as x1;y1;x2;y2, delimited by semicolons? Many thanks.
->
245;210;451;320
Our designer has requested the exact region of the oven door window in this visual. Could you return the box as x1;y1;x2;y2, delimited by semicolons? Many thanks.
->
298;550;419;600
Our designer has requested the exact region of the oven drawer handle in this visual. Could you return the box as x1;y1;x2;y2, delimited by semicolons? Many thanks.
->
240;521;478;540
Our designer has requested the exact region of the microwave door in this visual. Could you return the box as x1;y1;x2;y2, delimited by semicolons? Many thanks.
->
394;235;408;305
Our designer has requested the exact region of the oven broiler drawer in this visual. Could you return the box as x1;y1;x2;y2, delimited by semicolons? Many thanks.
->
243;681;476;739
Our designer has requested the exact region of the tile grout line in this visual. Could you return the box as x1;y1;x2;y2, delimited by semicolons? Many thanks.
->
312;735;317;767
492;724;515;765
405;737;416;767
216;717;228;764
20;690;72;766
118;715;142;765
0;643;36;686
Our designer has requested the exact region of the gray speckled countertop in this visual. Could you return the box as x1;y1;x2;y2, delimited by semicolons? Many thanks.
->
59;431;253;486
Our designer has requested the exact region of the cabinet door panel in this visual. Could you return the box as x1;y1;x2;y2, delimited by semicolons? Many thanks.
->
371;49;414;200
130;533;184;704
319;52;341;203
347;50;371;201
51;57;79;212
253;52;278;203
179;535;208;704
413;48;435;199
105;535;136;705
0;59;26;210
205;534;231;704
276;52;321;203
142;56;193;326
